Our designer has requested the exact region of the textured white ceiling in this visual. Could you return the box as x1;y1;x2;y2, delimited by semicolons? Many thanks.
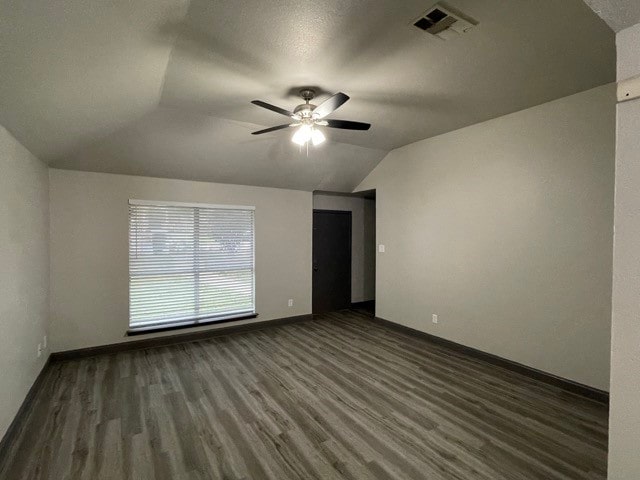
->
0;0;615;191
57;107;387;191
583;0;640;32
0;0;189;160
161;0;615;153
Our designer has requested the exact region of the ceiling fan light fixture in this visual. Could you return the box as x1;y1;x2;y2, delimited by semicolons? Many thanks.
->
311;128;326;146
251;91;371;145
292;124;312;146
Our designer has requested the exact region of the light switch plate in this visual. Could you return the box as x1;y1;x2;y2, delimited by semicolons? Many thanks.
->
378;244;385;253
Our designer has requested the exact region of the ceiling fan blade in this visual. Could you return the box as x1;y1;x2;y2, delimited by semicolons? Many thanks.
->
325;119;371;131
313;92;350;119
251;100;295;118
251;124;294;135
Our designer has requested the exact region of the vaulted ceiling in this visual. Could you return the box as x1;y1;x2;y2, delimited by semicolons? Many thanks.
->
583;0;640;32
0;0;615;191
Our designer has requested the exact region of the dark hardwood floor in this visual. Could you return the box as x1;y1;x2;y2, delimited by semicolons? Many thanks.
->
0;310;608;479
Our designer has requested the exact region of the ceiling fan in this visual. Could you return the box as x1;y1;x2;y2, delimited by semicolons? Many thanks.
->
250;89;371;147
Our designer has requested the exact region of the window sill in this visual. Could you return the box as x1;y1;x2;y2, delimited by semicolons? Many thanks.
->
126;313;259;336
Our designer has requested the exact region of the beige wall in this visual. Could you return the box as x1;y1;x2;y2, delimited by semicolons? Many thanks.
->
0;126;49;440
49;169;312;352
356;84;615;391
608;22;640;480
312;194;375;303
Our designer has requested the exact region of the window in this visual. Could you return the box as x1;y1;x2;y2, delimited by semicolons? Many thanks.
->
128;200;255;332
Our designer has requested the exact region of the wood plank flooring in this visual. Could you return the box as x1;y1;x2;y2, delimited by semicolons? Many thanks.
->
0;310;608;479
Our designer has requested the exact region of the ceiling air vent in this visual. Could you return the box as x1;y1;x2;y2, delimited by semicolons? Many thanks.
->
412;4;477;40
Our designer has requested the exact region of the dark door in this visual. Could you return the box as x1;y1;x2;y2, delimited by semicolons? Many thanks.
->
313;210;352;314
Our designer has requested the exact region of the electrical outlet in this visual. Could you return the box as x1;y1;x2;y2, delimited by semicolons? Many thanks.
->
378;244;386;253
37;343;42;358
288;299;293;307
43;335;47;349
432;314;438;324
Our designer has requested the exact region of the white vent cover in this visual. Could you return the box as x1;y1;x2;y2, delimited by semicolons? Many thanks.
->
412;4;477;40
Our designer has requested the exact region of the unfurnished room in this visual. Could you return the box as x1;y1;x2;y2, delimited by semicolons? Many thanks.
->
1;0;640;479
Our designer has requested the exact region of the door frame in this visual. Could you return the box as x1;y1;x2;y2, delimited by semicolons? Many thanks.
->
312;209;352;314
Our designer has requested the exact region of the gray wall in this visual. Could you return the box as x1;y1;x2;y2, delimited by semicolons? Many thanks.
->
356;84;615;391
49;169;312;352
608;22;640;480
312;194;375;303
0;126;50;440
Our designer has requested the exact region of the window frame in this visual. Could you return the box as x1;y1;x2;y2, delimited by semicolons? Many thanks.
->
127;199;257;335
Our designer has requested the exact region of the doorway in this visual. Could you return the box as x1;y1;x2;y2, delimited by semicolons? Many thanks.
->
312;210;352;314
312;190;376;315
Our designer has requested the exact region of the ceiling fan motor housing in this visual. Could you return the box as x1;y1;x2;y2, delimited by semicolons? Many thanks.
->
293;103;317;119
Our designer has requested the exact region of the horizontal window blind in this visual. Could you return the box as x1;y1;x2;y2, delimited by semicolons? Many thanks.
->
129;200;255;331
